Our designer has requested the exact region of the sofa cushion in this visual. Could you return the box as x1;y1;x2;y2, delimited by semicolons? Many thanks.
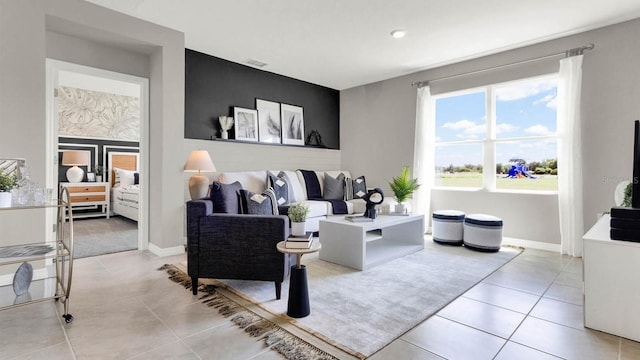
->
268;171;290;205
238;188;278;215
210;181;243;214
352;175;367;199
324;172;345;200
303;200;330;218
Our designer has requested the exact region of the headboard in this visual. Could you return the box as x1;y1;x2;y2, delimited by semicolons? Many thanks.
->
108;152;139;188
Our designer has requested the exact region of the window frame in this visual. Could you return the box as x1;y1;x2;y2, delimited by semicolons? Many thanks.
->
433;73;559;194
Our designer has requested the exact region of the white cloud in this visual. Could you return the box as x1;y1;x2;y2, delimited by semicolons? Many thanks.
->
442;119;485;139
496;79;557;102
525;124;552;136
496;123;518;134
442;119;475;130
533;94;557;109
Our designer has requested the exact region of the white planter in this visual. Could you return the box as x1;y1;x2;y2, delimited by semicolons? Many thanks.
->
0;192;12;208
291;221;306;236
394;203;406;214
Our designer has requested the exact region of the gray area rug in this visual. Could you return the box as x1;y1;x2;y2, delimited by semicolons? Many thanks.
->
71;217;138;259
216;240;522;358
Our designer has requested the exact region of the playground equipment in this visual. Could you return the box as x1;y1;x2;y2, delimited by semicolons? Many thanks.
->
504;158;536;179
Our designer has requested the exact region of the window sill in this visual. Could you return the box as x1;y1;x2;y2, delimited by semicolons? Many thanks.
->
432;187;558;196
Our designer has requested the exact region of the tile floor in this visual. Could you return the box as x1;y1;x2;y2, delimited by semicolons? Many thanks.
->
1;241;639;359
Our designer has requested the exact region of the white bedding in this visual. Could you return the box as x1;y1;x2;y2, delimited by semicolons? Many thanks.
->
112;184;139;221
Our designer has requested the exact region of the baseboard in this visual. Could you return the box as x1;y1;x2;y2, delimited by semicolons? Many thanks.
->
148;242;185;257
501;237;561;252
425;232;561;253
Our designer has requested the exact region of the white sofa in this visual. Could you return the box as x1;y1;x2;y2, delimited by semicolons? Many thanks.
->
217;170;366;232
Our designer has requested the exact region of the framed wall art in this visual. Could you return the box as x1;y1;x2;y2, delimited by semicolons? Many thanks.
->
233;107;259;142
281;103;305;145
256;99;281;144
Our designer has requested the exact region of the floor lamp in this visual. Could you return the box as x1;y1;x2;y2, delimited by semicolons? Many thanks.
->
61;150;90;183
184;150;216;200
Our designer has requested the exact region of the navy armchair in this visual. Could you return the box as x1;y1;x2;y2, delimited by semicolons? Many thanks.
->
186;199;292;299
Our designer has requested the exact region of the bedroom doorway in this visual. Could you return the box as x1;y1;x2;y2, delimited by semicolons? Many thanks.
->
45;59;150;254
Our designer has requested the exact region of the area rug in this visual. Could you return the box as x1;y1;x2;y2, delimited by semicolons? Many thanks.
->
162;240;522;359
72;217;138;259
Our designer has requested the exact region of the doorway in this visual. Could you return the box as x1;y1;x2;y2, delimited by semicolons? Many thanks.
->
45;59;149;254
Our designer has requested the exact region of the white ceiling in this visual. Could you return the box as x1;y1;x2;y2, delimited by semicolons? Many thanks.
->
86;0;640;90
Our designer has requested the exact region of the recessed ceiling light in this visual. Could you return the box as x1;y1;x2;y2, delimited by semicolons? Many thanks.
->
390;30;406;39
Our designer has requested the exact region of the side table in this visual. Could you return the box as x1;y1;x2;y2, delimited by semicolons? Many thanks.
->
276;240;321;318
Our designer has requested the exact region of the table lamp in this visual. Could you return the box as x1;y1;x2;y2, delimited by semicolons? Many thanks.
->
184;150;216;200
61;150;90;183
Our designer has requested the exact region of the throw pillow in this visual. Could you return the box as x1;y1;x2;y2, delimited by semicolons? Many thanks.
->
238;188;278;215
268;171;289;206
323;172;345;200
114;168;136;187
352;175;367;199
209;181;242;213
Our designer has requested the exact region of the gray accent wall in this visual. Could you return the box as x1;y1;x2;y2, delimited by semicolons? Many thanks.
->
341;18;640;245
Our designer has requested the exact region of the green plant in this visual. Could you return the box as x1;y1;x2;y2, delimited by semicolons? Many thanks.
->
0;169;18;192
623;181;633;207
288;202;310;223
389;166;420;204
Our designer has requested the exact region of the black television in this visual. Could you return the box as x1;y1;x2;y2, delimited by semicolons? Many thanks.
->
633;120;640;208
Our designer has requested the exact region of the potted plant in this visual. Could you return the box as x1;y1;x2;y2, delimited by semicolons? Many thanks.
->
0;169;18;207
389;166;420;214
288;201;310;236
94;165;104;182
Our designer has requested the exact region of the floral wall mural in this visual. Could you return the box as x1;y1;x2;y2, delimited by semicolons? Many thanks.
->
57;86;140;141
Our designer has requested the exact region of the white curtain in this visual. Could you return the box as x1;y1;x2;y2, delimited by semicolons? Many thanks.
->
557;55;584;257
413;85;435;230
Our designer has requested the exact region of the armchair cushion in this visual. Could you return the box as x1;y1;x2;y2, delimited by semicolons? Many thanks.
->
238;188;278;215
210;181;242;214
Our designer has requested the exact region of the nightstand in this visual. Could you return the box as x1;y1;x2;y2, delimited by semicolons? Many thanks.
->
60;182;110;219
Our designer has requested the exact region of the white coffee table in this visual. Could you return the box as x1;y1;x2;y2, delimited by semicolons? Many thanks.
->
319;214;425;270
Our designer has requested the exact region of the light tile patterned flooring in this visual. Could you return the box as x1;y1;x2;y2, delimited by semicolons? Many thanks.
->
1;239;639;359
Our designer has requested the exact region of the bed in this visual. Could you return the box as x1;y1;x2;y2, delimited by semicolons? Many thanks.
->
108;152;140;222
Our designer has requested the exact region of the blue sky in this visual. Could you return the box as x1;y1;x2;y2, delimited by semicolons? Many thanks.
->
435;77;558;168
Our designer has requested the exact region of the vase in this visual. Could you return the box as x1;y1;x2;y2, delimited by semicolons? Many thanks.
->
0;192;11;208
291;221;306;236
394;203;406;214
221;130;228;139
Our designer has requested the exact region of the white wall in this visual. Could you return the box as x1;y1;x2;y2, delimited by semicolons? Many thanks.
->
342;18;640;246
0;0;186;254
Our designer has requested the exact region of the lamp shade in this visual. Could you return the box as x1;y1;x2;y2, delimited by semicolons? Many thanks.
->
184;150;216;173
61;150;90;166
61;150;90;183
184;150;216;200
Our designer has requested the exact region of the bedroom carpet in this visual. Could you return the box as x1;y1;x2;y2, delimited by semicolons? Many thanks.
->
71;217;138;259
169;239;522;358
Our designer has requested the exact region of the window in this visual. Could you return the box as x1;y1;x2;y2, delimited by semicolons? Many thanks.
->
434;75;558;192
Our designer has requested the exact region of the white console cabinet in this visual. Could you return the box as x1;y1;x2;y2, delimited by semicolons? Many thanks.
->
583;214;640;342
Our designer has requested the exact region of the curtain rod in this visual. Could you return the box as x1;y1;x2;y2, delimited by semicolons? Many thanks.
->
411;43;595;87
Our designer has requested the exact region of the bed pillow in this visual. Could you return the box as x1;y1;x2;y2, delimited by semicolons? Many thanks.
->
323;172;345;200
238;188;278;215
114;168;136;187
352;175;367;199
268;171;289;206
209;181;242;213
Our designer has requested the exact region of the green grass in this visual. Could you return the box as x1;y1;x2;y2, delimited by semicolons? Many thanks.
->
436;172;558;191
